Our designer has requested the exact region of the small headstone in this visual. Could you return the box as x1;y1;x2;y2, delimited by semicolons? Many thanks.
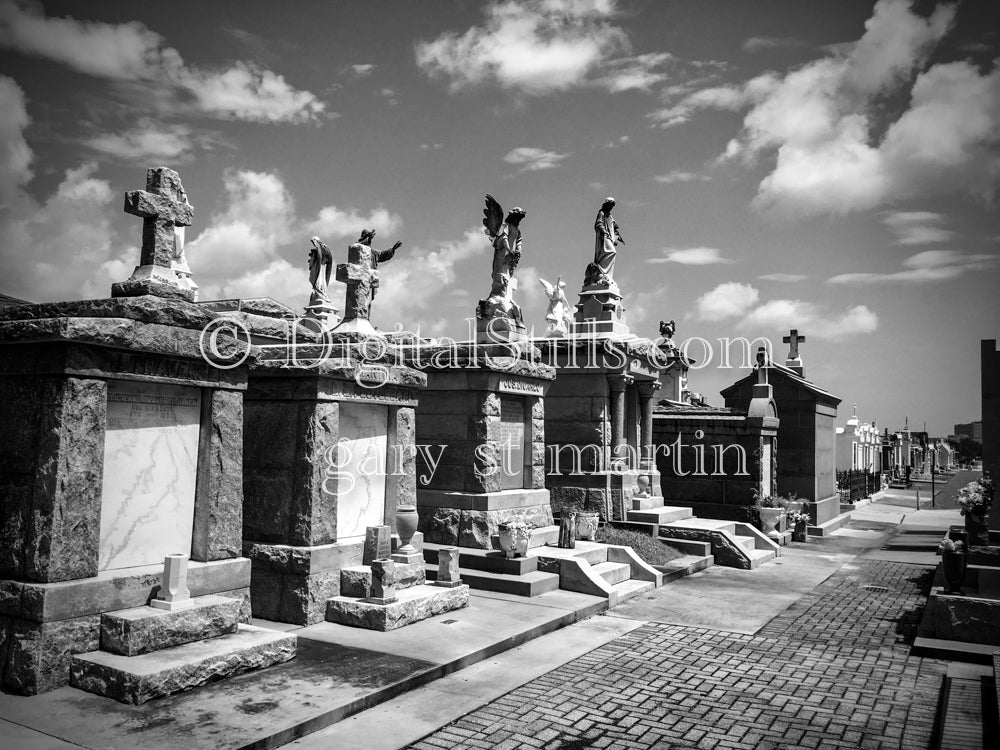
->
150;553;194;611
434;547;463;588
368;559;397;604
558;512;577;549
363;525;392;565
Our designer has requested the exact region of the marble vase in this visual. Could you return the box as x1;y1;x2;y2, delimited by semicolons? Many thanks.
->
395;505;419;553
759;508;783;540
576;512;600;541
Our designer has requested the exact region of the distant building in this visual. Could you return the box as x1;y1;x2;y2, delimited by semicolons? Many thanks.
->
953;420;983;442
983;340;999;539
835;405;882;472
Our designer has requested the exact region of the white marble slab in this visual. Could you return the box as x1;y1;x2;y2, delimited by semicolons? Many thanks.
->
98;381;201;571
335;403;388;542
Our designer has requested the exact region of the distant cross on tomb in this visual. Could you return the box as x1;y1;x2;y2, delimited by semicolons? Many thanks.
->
783;328;806;361
125;167;194;269
756;346;769;385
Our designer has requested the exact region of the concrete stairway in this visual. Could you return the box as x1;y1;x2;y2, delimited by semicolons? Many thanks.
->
423;542;561;597
658;517;779;570
529;541;663;607
70;595;296;704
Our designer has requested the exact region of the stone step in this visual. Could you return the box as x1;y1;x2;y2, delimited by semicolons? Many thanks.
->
340;562;425;598
71;625;296;705
529;526;560;548
661;517;737;534
531;541;609;566
422;543;538;576
325;583;470;631
610;578;655;604
734;535;757;553
631;496;665;510
99;594;241;657
659;538;711;557
655;554;714;583
590;561;632;586
626;506;694;525
426;564;559;597
745;549;776;569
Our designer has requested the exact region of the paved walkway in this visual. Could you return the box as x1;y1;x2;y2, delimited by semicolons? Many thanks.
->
407;557;946;750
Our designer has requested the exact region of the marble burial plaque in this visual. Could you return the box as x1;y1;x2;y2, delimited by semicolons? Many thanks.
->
336;403;388;542
497;396;526;490
99;380;202;570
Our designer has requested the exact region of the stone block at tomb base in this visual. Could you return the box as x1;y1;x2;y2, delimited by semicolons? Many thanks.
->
70;625;296;704
339;563;426;598
325;584;469;631
99;595;240;657
2;614;100;695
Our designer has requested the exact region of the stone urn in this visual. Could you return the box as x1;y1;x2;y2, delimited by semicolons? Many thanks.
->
759;508;784;540
498;522;532;559
577;512;600;541
964;511;990;547
395;504;419;554
941;550;967;595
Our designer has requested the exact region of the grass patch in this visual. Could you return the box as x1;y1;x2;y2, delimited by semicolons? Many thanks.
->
595;525;684;566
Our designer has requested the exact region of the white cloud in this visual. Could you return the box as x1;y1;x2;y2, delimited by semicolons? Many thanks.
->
376;87;397;105
0;1;324;124
350;64;376;77
305;206;403;241
0;75;32;203
744;299;879;340
647;247;733;265
595;52;675;92
694;280;878;339
83;120;209;163
420;143;444;151
415;0;628;95
694;282;759;321
758;273;807;282
827;250;998;284
882;211;952;245
603;135;629;148
503;146;569;171
742;36;805;54
653;170;710;184
647;0;1000;217
372;227;487;329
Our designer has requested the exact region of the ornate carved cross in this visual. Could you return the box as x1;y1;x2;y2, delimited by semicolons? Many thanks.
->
124;167;193;268
783;328;806;360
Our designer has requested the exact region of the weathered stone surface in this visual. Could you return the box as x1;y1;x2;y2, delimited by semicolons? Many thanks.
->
3;614;100;694
339;563;426;598
418;506;461;546
661;528;750;570
928;592;1000;645
276;573;338;625
0;296;214;330
363;525;392;565
17;557;251;624
99;595;239;656
294;400;339;546
71;625;296;704
437;548;460;583
192;389;243;561
325;584;469;631
215;587;253;624
457;506;554;550
25;377;106;583
0;579;22;616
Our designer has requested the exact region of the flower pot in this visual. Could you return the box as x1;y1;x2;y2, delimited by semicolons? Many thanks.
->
792;520;808;543
576;512;600;541
759;508;784;540
499;522;532;559
395;505;419;554
964;511;990;547
941;550;967;594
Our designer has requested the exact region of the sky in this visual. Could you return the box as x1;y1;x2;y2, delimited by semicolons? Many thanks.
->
0;0;997;436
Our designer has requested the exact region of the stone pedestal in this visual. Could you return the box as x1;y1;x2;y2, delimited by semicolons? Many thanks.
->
242;338;426;625
0;296;252;695
411;345;555;549
573;284;629;337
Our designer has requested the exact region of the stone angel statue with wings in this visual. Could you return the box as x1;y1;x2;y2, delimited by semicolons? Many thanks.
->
479;194;526;323
539;276;574;337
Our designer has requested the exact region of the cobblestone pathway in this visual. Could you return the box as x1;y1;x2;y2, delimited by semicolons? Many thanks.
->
408;560;947;750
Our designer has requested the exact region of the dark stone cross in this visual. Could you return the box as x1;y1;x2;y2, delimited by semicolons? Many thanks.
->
756;346;769;385
783;328;806;360
337;243;379;321
124;167;193;268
